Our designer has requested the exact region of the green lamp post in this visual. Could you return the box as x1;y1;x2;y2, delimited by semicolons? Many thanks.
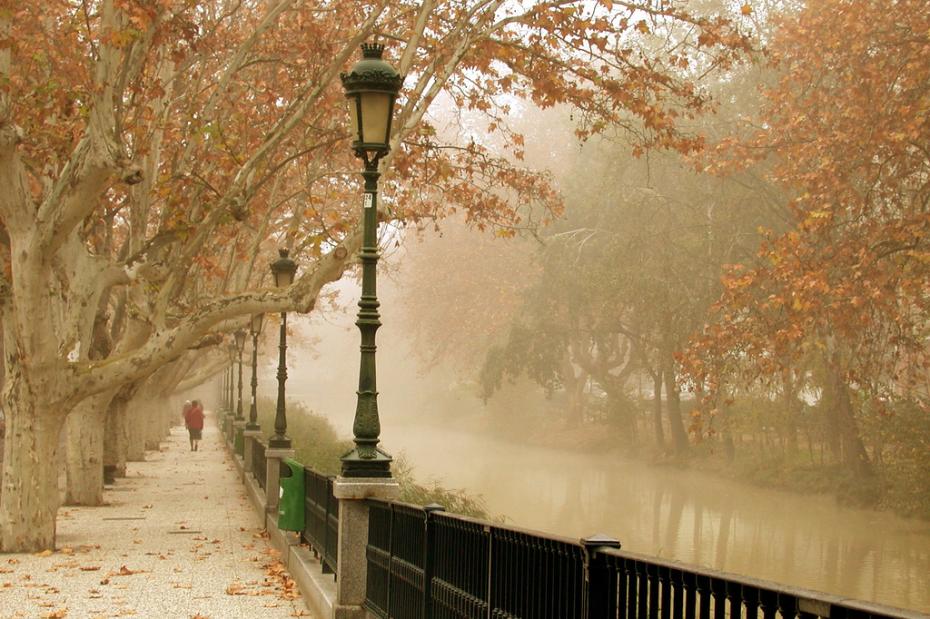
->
269;249;297;449
227;343;236;412
247;313;264;431
339;43;403;478
234;330;246;421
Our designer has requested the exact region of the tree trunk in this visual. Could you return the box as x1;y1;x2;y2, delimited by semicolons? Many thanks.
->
652;373;665;450
782;371;799;455
104;396;129;477
830;366;872;476
0;391;63;552
63;395;108;506
663;362;689;455
562;359;587;427
144;401;163;450
126;405;146;462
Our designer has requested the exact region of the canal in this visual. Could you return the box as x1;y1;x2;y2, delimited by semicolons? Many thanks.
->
381;424;930;614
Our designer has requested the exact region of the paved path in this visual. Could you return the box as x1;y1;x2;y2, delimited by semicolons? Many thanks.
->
0;415;311;618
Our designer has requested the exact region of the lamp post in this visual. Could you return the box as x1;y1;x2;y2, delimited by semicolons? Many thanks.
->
234;330;246;421
270;249;297;448
339;43;403;478
227;342;237;411
248;313;264;431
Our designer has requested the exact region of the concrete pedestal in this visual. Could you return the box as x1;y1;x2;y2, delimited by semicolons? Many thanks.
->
242;430;262;474
264;447;295;514
332;477;400;619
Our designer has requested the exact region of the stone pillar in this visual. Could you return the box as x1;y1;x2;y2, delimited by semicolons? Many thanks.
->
243;430;261;474
233;419;246;458
332;477;400;619
264;447;296;514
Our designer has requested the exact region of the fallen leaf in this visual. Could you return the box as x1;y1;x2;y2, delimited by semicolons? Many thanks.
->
225;583;245;595
79;566;101;572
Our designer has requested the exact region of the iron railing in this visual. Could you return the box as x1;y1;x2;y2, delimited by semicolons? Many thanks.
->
364;500;916;619
252;438;267;491
222;413;233;444
234;425;244;457
302;467;339;575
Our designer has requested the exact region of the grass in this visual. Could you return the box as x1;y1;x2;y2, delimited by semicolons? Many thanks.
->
252;397;489;519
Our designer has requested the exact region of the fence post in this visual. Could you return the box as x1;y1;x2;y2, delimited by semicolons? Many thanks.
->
243;429;261;474
581;534;622;619
332;477;400;619
422;503;445;619
264;446;296;515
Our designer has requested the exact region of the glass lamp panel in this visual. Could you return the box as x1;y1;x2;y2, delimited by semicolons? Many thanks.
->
234;330;246;352
360;92;391;147
347;97;361;143
250;313;264;335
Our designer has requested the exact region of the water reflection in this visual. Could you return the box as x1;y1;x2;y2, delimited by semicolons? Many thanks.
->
384;425;930;613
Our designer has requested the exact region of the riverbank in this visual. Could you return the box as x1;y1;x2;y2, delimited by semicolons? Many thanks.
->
441;406;930;522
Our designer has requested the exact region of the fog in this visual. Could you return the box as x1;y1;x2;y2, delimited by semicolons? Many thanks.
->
249;245;930;613
242;78;930;612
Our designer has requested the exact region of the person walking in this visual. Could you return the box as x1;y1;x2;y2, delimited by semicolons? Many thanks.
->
181;400;192;428
184;400;205;451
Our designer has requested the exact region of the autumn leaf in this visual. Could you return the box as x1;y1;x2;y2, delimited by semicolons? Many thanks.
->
740;4;752;15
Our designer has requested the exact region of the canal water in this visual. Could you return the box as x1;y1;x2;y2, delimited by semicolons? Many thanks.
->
380;424;930;614
281;296;930;614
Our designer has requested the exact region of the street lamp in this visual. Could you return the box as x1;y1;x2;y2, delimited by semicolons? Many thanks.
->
269;248;297;448
339;43;402;478
227;342;237;413
234;330;246;421
247;313;264;431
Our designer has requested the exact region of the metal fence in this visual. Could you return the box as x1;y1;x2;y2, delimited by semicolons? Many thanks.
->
252;438;267;491
223;413;233;444
234;425;244;457
302;467;339;575
364;500;912;619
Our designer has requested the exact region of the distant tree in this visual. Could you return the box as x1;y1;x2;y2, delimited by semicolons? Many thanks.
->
685;0;930;477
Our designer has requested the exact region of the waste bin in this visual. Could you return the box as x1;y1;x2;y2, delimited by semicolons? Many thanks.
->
277;458;305;531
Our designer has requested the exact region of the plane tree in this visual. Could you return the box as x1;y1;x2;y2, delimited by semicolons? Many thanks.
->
0;0;748;551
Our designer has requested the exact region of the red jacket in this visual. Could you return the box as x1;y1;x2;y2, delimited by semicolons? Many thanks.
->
184;406;205;430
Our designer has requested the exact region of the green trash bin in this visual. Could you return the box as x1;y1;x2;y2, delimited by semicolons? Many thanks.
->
277;458;305;532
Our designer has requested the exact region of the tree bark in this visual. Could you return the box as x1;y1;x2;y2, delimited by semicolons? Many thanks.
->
0;389;62;551
829;363;872;476
104;393;130;477
663;361;689;455
126;405;146;462
63;395;109;506
652;373;665;450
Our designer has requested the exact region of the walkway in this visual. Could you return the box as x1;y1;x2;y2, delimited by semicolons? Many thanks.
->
0;414;311;618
